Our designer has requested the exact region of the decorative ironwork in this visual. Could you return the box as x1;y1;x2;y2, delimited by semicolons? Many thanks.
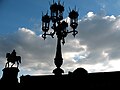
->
41;0;79;75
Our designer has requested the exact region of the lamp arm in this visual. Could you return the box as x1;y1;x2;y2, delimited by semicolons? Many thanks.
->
42;31;56;40
67;29;78;37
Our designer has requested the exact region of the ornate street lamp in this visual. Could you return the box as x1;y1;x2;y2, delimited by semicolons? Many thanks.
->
41;1;79;76
69;9;79;37
42;13;51;39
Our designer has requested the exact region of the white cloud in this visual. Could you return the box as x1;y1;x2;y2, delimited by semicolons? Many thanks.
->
19;27;35;35
76;12;120;72
1;11;120;76
87;12;95;18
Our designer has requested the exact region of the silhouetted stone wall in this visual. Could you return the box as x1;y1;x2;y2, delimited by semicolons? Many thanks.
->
0;67;120;89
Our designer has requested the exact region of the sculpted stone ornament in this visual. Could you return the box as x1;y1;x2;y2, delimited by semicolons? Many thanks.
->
5;49;21;68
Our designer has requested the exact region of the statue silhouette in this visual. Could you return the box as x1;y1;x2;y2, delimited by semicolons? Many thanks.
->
5;49;21;68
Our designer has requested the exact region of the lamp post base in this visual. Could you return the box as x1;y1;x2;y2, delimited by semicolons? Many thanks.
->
53;67;64;76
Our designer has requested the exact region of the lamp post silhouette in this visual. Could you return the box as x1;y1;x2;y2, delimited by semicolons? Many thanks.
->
41;1;79;75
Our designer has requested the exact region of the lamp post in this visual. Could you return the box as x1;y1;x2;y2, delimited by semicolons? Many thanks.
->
42;1;79;75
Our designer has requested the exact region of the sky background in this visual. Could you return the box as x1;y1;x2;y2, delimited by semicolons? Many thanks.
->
1;0;120;78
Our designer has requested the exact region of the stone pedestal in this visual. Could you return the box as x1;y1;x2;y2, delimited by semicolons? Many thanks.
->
0;67;19;88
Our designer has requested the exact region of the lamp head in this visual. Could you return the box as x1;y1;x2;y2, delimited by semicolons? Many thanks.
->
42;13;50;32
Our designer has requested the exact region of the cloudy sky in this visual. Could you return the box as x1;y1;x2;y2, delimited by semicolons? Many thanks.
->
1;0;120;78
